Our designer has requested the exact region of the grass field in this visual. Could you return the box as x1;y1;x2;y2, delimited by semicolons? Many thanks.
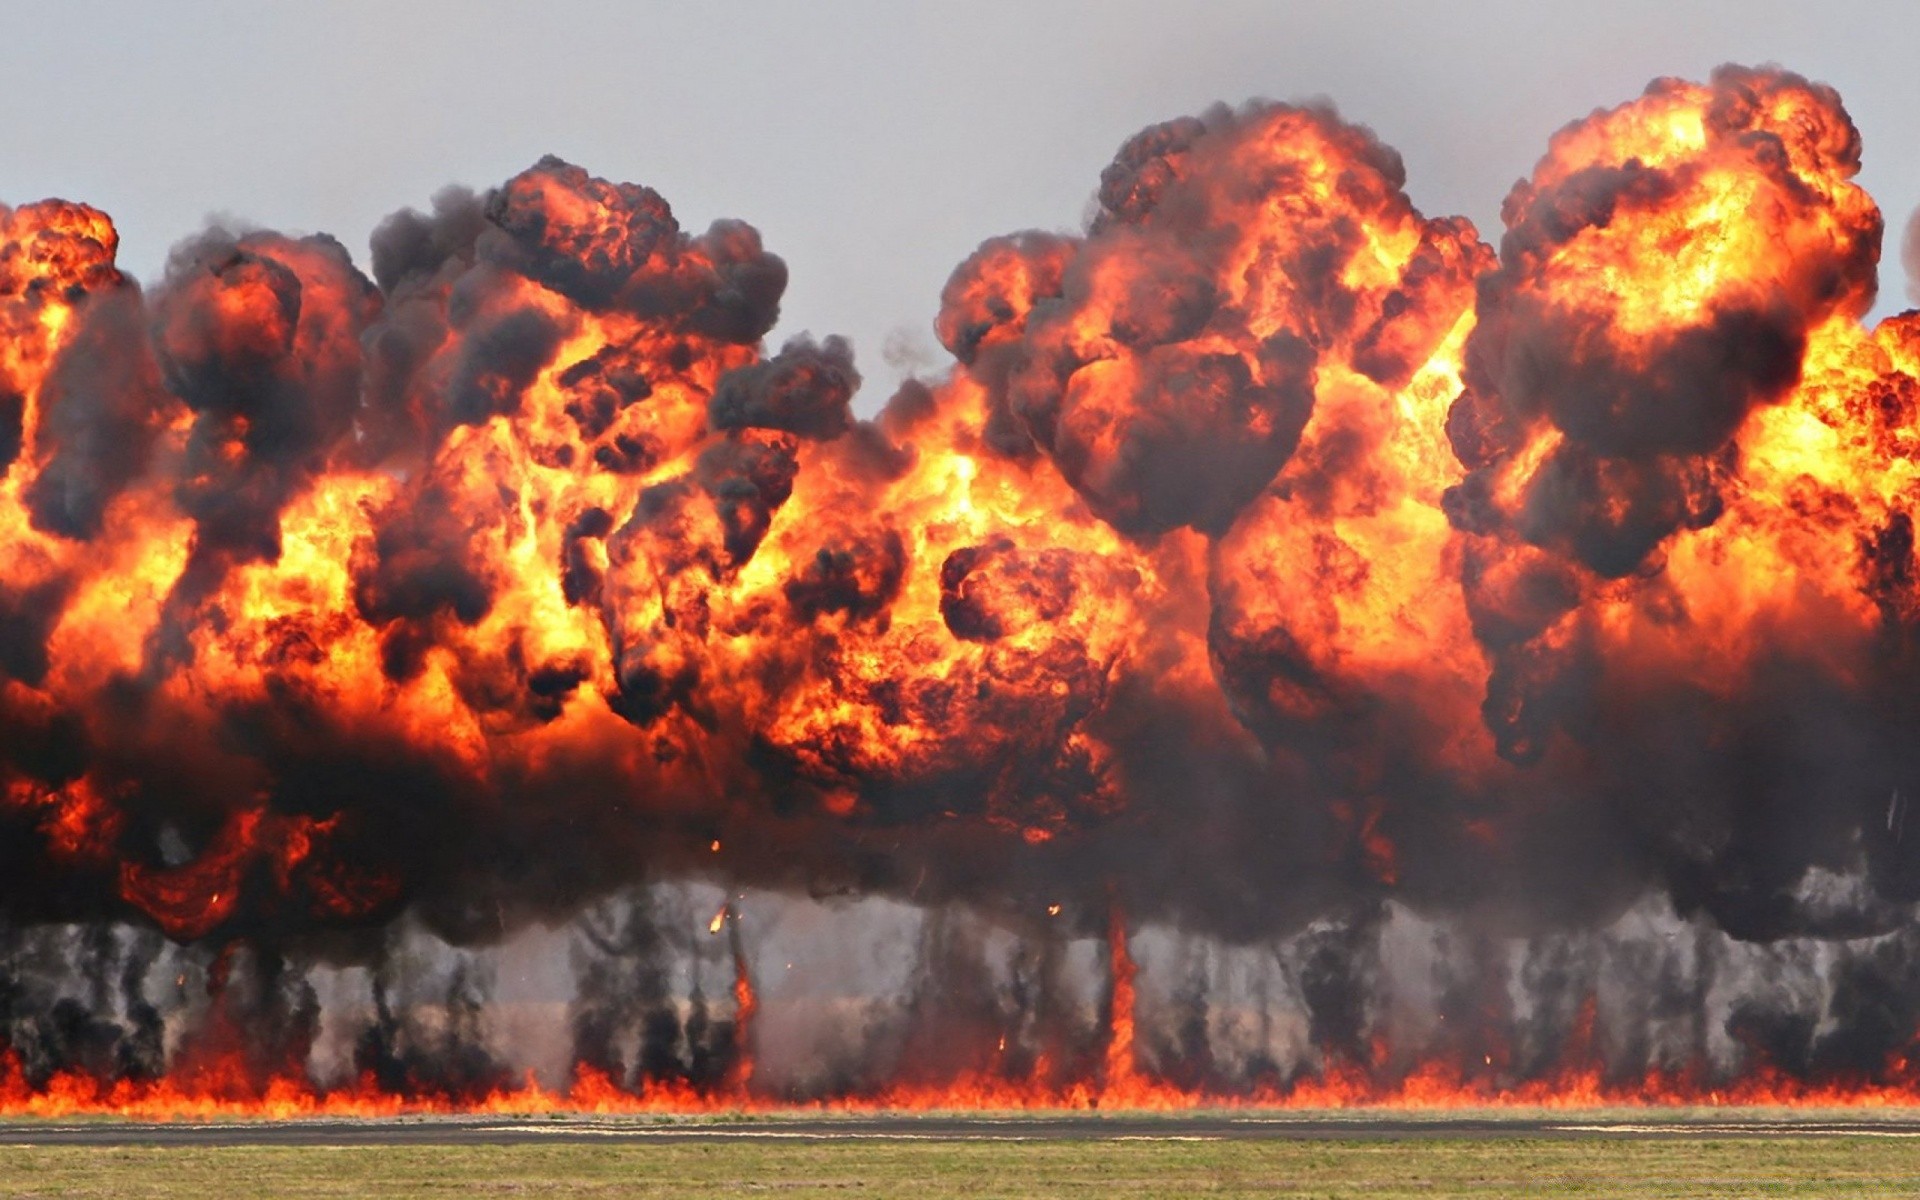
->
1;1138;1918;1198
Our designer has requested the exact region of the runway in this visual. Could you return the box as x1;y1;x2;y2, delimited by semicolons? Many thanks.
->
6;1111;1920;1146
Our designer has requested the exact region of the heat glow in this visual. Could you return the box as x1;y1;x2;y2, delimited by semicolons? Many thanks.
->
4;64;1920;1116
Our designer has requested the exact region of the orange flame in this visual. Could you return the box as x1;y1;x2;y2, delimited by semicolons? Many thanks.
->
1;64;1919;1117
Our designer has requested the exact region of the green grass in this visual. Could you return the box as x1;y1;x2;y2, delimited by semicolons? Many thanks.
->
1;1138;1917;1198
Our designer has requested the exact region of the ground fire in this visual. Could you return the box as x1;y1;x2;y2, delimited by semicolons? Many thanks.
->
4;63;1920;1116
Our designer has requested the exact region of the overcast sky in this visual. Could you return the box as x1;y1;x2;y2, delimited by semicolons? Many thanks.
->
3;1;1915;406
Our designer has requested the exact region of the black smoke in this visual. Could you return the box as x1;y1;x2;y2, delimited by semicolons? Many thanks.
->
2;68;1920;1108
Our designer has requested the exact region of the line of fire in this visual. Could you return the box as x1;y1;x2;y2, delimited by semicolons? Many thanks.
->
5;64;1920;1117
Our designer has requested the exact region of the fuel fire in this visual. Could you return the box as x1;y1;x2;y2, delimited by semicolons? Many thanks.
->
5;64;1920;1117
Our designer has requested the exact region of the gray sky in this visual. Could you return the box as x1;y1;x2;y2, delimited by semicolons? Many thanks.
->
3;0;1915;405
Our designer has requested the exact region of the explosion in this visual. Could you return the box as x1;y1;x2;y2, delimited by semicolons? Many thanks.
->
5;64;1920;1115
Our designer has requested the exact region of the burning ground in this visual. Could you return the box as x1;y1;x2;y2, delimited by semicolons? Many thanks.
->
5;63;1920;1113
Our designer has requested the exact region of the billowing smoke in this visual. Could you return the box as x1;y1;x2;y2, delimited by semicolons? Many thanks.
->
1906;205;1920;305
5;63;1920;1110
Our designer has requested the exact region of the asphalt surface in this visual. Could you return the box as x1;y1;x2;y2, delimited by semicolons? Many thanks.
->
6;1112;1920;1145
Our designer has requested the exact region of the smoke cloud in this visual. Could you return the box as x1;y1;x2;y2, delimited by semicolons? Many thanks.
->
1906;206;1920;305
3;63;1920;1109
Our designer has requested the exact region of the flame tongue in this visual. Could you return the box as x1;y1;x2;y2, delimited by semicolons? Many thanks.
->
3;63;1920;1112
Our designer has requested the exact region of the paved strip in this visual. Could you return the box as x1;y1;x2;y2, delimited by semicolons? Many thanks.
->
6;1113;1920;1146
